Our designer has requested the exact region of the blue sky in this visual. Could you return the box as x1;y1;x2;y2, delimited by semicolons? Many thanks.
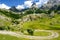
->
0;0;26;6
0;0;40;6
0;0;49;9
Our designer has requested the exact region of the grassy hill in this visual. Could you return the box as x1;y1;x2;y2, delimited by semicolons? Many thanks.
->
0;8;60;31
0;6;60;40
20;13;60;30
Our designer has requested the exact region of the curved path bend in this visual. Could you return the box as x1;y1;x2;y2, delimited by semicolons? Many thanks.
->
0;30;59;40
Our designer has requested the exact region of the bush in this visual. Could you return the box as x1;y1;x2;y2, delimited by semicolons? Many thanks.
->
27;29;34;35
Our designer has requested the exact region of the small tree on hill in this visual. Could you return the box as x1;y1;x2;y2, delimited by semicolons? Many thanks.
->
27;29;34;35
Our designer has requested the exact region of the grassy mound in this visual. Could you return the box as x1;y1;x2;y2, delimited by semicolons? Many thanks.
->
34;31;51;36
21;13;60;30
0;34;28;40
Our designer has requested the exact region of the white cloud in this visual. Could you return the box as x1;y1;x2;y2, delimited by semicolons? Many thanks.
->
24;1;33;8
16;5;25;10
16;1;33;10
36;0;49;7
24;0;49;8
36;1;42;7
43;0;49;4
16;0;49;10
0;4;10;9
26;0;32;1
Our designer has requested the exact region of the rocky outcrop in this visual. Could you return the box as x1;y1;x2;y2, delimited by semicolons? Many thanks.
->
41;0;60;10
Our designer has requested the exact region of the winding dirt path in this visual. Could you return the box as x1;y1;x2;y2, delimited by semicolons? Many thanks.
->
0;30;59;40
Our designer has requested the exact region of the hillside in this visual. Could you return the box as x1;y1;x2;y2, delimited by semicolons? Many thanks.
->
0;8;60;31
0;0;60;40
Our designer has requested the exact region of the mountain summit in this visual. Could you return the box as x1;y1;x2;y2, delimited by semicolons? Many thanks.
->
41;0;60;9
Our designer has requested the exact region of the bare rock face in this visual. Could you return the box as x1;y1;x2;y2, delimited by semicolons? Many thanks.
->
41;0;60;10
47;0;60;7
9;6;19;12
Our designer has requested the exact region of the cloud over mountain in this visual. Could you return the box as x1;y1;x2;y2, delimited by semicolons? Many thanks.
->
24;1;33;8
0;0;49;10
16;5;25;10
36;0;49;7
0;4;10;9
24;0;49;8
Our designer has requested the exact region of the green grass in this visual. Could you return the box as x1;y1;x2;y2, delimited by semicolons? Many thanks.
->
0;34;28;40
23;30;51;36
51;30;60;40
22;13;60;30
34;31;51;36
0;10;60;40
0;18;11;26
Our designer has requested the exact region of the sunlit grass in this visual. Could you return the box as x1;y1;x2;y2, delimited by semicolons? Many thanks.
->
0;34;28;40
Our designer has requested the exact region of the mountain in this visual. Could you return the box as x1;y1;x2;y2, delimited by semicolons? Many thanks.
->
9;6;20;12
41;0;60;10
1;0;60;14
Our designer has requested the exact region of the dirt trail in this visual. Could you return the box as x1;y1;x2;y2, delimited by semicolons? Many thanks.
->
0;30;59;40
